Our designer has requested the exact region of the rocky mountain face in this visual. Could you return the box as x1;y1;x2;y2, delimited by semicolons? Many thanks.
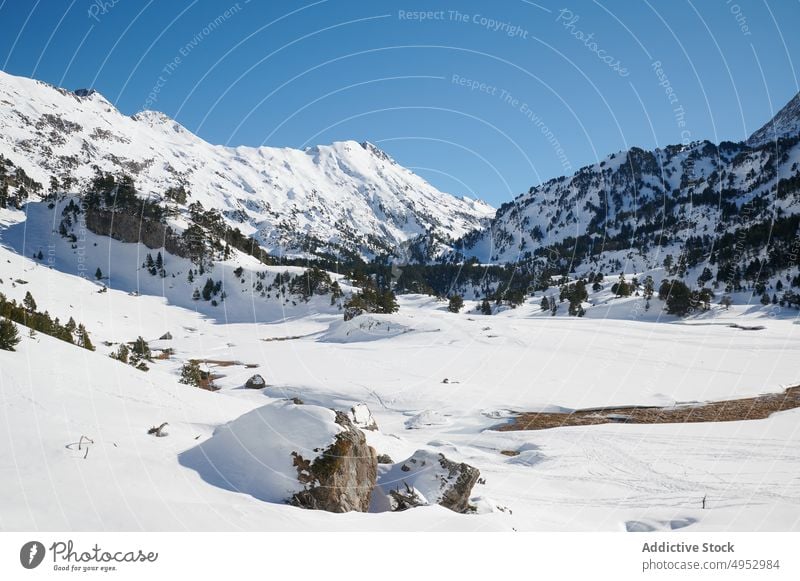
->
0;70;493;260
748;91;800;147
451;92;800;293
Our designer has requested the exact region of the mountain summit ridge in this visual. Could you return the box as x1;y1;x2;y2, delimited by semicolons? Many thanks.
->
0;69;493;259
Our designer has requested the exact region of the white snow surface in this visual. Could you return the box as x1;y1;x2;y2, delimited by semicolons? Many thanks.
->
1;227;800;531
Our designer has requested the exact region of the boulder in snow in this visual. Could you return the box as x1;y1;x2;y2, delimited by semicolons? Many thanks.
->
244;374;266;389
158;331;173;340
375;450;480;513
290;411;377;512
181;401;378;512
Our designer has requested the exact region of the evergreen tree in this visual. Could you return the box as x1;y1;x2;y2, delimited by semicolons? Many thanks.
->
760;292;771;306
447;294;464;313
642;275;655;300
77;324;95;351
0;318;21;351
23;291;36;312
95;267;103;280
187;269;194;283
480;298;492;315
192;288;200;301
611;274;631;297
540;296;549;311
179;360;203;387
111;343;129;364
202;278;215;301
131;336;151;360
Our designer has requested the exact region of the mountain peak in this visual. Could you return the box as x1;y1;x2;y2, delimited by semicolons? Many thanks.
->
747;90;800;146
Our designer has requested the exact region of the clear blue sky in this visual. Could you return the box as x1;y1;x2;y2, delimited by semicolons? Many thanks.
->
1;0;798;206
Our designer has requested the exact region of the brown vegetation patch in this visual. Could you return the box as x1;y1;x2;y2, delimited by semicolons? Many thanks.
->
499;386;800;432
199;359;257;368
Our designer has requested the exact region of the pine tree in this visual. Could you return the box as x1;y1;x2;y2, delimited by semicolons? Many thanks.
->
95;267;103;280
132;336;151;360
179;360;203;387
540;296;549;311
760;292;771;306
77;324;95;351
642;275;655;300
23;291;36;312
447;294;464;313
65;317;77;334
192;288;200;301
0;318;21;351
202;278;215;301
111;343;129;364
480;298;492;315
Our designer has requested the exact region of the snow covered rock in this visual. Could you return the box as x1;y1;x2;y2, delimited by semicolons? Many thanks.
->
158;332;173;340
376;450;481;513
244;374;266;389
348;403;378;431
180;401;346;505
290;411;377;513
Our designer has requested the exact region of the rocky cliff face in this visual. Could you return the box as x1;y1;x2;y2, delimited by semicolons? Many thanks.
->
84;206;185;257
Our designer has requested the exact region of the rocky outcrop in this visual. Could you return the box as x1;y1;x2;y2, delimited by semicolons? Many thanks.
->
435;454;481;512
290;412;377;512
84;206;185;257
376;450;480;513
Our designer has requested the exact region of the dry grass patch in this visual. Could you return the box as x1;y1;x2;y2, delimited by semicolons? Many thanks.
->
499;385;800;431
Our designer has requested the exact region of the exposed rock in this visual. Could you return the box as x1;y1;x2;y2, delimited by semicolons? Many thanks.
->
388;482;425;511
290;412;377;513
84;206;185;257
376;453;393;464
348;402;378;431
159;331;173;340
244;374;266;389
436;454;481;513
375;450;480;513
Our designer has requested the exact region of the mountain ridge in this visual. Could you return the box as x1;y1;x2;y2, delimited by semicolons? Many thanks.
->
0;69;493;260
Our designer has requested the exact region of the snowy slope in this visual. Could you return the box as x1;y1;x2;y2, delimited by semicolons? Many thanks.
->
0;70;493;259
2;237;799;531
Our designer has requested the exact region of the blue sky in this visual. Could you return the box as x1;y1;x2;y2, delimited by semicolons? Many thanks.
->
1;0;798;206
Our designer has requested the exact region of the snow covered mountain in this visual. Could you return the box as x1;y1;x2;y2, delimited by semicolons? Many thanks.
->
453;91;800;293
748;90;800;146
0;70;493;259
